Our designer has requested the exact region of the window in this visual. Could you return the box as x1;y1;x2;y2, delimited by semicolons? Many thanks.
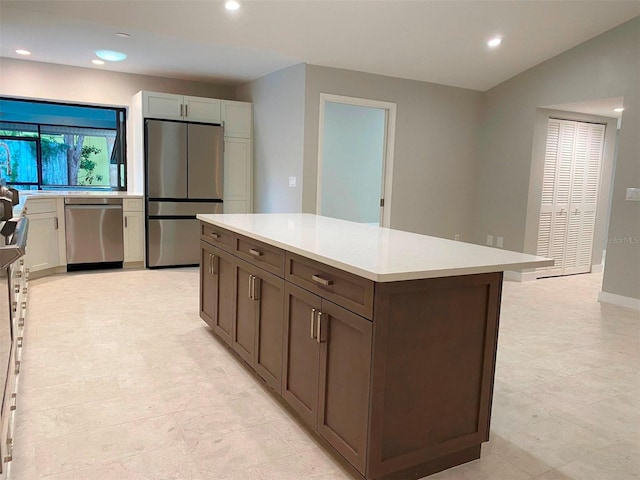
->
0;98;126;190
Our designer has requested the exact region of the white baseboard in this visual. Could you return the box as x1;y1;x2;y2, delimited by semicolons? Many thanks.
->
504;270;538;282
591;263;604;273
598;291;640;311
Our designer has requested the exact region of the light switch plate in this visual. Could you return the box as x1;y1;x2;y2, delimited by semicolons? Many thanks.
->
496;236;504;248
486;235;493;246
288;176;297;188
625;187;640;201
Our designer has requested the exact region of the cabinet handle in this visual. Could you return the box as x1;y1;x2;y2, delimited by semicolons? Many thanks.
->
185;104;188;117
15;360;20;375
9;393;16;411
18;318;24;328
208;253;212;274
17;337;23;348
310;308;317;339
212;255;219;275
210;232;220;239
125;216;128;228
249;248;262;257
312;274;332;286
19;259;23;267
253;276;260;301
54;216;58;230
248;275;253;299
316;312;323;343
4;434;12;463
180;104;184;117
11;302;16;313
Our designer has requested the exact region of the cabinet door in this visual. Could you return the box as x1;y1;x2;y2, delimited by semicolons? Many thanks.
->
221;101;252;138
123;211;144;263
25;213;60;272
282;283;321;427
252;265;284;393
317;300;372;474
143;92;184;120
184;96;221;124
233;261;256;365
200;242;234;345
223;138;252;213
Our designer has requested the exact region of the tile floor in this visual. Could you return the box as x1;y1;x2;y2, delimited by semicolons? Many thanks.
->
10;268;640;480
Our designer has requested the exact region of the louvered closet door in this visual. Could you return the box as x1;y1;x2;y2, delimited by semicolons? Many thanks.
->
537;119;604;277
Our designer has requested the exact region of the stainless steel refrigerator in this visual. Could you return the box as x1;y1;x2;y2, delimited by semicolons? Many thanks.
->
145;119;223;268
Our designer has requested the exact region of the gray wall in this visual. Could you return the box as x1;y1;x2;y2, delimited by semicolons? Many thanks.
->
475;17;639;299
0;57;235;107
236;63;305;212
303;65;483;240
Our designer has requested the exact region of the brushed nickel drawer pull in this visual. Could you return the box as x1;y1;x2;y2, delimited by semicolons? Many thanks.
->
210;232;220;239
17;337;23;348
212;255;219;275
310;308;317;339
18;318;24;328
248;275;253;299
312;274;332;286
252;277;260;301
249;248;262;257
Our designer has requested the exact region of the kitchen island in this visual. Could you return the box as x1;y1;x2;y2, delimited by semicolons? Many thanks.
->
197;213;552;480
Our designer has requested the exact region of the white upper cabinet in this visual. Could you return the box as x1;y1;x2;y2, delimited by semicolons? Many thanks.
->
142;92;221;124
221;101;253;138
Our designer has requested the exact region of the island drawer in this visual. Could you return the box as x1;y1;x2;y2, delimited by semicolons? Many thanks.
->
285;252;374;319
200;223;234;252
235;235;285;277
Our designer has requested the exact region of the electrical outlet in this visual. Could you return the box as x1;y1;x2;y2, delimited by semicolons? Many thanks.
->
454;234;460;241
626;187;640;201
496;236;504;248
288;176;296;188
486;235;493;246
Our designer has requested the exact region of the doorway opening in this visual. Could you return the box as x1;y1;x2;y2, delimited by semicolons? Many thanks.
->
316;94;396;227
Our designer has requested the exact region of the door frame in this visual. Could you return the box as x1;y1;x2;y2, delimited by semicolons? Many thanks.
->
316;93;396;227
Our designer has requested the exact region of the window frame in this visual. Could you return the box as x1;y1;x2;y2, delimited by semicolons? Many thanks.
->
0;97;127;191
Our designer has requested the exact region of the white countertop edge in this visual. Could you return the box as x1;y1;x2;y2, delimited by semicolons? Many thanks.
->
197;214;554;282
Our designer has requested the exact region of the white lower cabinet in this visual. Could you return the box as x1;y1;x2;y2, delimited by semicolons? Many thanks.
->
123;199;144;264
25;200;61;273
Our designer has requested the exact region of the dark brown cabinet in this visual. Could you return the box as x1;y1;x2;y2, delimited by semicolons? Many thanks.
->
199;241;233;345
200;221;503;480
283;283;371;473
233;258;284;392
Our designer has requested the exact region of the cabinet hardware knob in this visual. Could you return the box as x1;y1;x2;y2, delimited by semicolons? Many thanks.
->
312;274;332;286
249;248;262;257
316;312;323;343
310;308;317;339
210;232;220;239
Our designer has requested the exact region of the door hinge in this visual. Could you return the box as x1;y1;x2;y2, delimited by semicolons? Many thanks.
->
380;198;385;207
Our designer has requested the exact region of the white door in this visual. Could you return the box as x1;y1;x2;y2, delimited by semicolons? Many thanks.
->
317;94;396;226
537;119;605;277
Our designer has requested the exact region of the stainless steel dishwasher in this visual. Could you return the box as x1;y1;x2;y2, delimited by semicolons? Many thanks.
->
64;198;124;270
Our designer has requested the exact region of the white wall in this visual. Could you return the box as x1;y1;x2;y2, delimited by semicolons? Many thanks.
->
475;17;639;300
303;65;483;240
0;58;235;192
236;63;305;213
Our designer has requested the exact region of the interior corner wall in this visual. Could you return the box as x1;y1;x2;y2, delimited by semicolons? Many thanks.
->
303;64;482;240
475;16;639;300
236;63;305;213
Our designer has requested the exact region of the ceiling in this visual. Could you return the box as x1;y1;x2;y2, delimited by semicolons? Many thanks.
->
1;1;638;92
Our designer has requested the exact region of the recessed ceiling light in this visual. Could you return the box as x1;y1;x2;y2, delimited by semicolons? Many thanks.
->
115;32;131;38
487;37;503;48
95;50;127;62
613;107;624;112
225;1;240;11
15;49;31;56
92;59;105;65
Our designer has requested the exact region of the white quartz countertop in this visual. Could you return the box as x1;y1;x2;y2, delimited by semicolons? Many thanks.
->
15;191;143;216
197;213;553;282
